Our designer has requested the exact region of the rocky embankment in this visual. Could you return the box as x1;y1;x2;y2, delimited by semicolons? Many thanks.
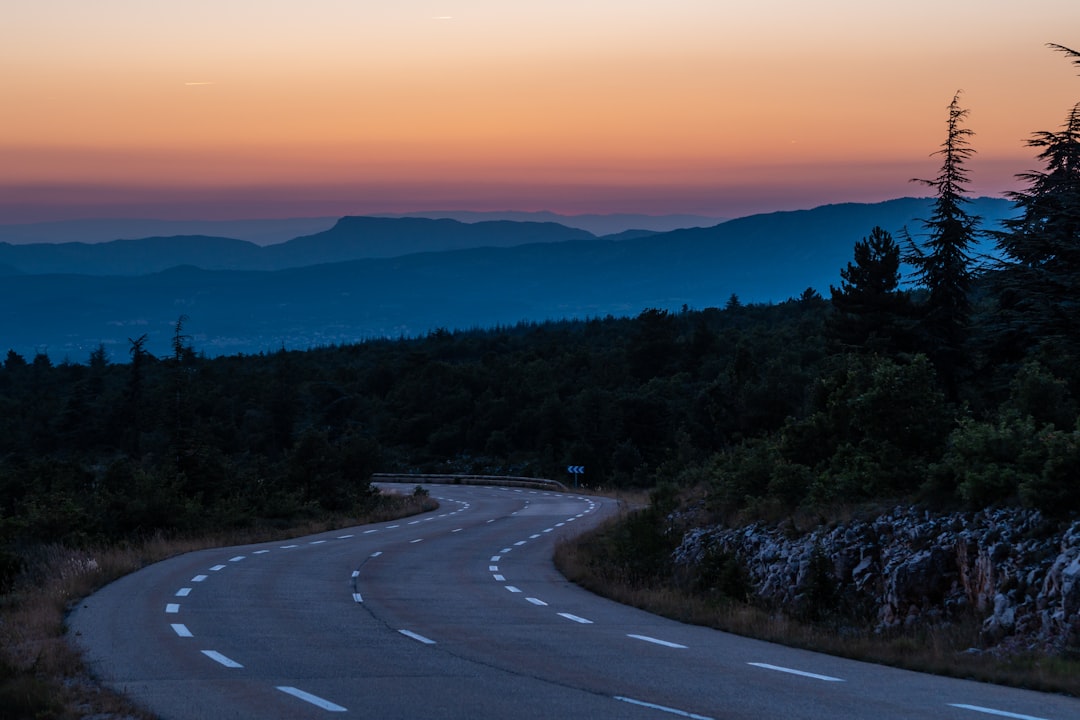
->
672;507;1080;655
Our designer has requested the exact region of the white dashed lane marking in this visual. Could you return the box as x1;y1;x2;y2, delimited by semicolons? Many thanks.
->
399;629;436;645
615;696;714;720
171;624;193;637
628;634;687;649
175;588;191;597
558;613;593;624
202;650;243;668
747;663;844;682
277;686;347;713
948;705;1049;720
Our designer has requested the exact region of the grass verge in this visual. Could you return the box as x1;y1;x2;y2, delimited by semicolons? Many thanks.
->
0;492;437;720
554;511;1080;697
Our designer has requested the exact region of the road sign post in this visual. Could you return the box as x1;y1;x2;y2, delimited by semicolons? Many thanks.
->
566;465;585;488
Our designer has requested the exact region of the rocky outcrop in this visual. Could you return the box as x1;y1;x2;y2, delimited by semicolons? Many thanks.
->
671;507;1080;655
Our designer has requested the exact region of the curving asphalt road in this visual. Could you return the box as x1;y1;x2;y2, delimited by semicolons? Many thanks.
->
70;484;1080;719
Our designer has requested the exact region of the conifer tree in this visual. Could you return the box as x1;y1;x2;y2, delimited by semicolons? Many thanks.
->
993;45;1080;360
908;92;981;397
829;226;911;354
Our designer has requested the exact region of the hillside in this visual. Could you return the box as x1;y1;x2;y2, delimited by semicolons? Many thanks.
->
0;197;1017;360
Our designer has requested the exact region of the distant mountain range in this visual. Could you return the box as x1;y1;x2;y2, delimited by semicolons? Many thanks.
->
373;210;725;236
0;217;339;246
0;211;720;247
0;197;1017;361
0;218;595;275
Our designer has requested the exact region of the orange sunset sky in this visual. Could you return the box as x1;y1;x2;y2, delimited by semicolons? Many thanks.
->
3;1;1079;222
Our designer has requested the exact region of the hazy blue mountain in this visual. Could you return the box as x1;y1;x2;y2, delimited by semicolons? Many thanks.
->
261;216;595;266
0;217;338;245
0;197;1018;361
0;217;595;275
374;210;725;235
0;236;263;275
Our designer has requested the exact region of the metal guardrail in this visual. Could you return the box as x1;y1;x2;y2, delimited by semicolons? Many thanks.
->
371;473;568;492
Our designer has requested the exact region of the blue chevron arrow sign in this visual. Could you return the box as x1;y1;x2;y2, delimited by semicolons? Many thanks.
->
567;465;585;474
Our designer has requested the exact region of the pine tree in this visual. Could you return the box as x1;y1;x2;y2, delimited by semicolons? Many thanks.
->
829;226;912;354
908;92;981;396
993;45;1080;359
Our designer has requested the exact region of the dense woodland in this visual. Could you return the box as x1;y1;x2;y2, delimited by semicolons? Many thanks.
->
2;48;1080;596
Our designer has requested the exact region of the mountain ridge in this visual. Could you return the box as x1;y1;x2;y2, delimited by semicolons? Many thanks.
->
0;197;1018;360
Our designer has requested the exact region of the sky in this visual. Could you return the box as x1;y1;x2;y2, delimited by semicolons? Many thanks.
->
3;1;1079;223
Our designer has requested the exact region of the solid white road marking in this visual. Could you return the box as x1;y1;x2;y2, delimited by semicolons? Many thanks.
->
505;585;522;593
526;598;548;606
558;613;593;624
747;663;844;682
277;686;347;712
202;650;243;668
165;603;180;614
191;574;208;582
171;624;193;637
614;696;714;720
627;634;687;649
948;705;1049;720
210;564;226;571
175;588;191;597
399;629;436;645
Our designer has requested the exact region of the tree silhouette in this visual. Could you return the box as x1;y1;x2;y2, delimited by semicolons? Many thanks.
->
829;226;912;354
993;46;1080;363
908;92;981;397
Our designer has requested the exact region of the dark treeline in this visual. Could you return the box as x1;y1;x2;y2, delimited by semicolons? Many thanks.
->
0;298;828;555
2;46;1079;593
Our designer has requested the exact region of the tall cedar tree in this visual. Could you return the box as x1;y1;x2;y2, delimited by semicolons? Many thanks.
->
829;226;911;354
908;92;981;397
993;45;1080;360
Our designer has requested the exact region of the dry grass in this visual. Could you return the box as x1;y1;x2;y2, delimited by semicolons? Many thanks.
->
554;513;1080;698
0;493;437;720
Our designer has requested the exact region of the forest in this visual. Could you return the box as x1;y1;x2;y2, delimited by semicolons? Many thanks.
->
1;49;1079;600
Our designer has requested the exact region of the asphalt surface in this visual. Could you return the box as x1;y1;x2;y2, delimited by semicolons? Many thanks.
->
69;484;1080;719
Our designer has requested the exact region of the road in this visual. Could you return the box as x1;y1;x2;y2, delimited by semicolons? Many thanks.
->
69;484;1080;719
